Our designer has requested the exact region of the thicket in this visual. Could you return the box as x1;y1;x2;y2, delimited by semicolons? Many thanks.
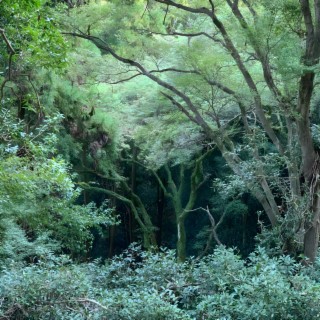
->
2;245;320;319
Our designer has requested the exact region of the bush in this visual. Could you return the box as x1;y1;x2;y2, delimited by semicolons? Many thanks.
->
1;246;320;319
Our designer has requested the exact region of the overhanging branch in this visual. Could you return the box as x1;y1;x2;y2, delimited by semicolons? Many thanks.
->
63;31;212;137
154;0;212;15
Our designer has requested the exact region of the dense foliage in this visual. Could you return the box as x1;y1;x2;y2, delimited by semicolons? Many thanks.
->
2;245;320;320
2;0;320;318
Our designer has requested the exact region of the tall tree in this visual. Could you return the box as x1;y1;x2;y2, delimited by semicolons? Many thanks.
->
63;0;320;262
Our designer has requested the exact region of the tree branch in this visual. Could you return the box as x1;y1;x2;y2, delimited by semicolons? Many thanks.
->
103;68;197;84
226;1;284;104
80;183;147;231
0;29;15;102
106;73;142;84
206;10;284;154
77;298;109;312
160;91;198;124
0;29;15;54
143;29;224;44
154;0;212;15
150;67;199;74
163;4;169;24
242;0;257;19
152;169;173;199
192;206;227;259
63;31;213;137
164;164;178;197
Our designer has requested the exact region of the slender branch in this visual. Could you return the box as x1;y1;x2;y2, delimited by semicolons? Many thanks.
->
63;31;212;137
208;0;215;13
77;298;109;311
102;68;197;84
141;0;150;19
164;164;178;196
181;149;213;219
226;1;284;104
242;0;257;18
150;67;199;74
160;91;198;124
80;183;147;230
206;8;284;154
205;207;222;246
205;78;236;96
0;29;15;102
143;29;223;44
25;75;42;113
163;4;169;24
0;29;15;54
152;169;173;199
191;206;227;259
106;73;142;84
154;0;212;15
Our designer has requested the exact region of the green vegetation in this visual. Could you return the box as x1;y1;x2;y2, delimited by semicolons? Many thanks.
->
2;0;320;318
3;245;320;319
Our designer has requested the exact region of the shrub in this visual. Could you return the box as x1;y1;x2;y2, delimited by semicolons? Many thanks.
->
1;246;320;319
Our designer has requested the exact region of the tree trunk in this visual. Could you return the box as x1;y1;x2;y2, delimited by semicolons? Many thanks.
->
108;185;117;258
303;156;320;262
177;215;186;262
129;145;137;244
156;182;164;246
108;225;116;258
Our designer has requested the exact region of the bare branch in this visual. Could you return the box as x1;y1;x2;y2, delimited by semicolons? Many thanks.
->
106;73;142;84
150;67;199;74
242;0;257;18
0;29;15;54
155;0;212;15
77;298;109;312
160;91;198;124
192;206;227;259
142;29;224;44
102;68;198;84
205;78;236;96
163;4;169;24
141;0;150;18
0;29;15;102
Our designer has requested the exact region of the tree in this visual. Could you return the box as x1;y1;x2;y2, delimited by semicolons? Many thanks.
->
0;108;117;262
62;0;320;262
152;152;212;261
0;1;119;261
0;0;67;103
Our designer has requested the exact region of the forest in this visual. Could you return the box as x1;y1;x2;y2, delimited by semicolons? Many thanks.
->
2;0;320;318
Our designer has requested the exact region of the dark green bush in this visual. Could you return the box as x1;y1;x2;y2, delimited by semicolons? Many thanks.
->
1;245;320;319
